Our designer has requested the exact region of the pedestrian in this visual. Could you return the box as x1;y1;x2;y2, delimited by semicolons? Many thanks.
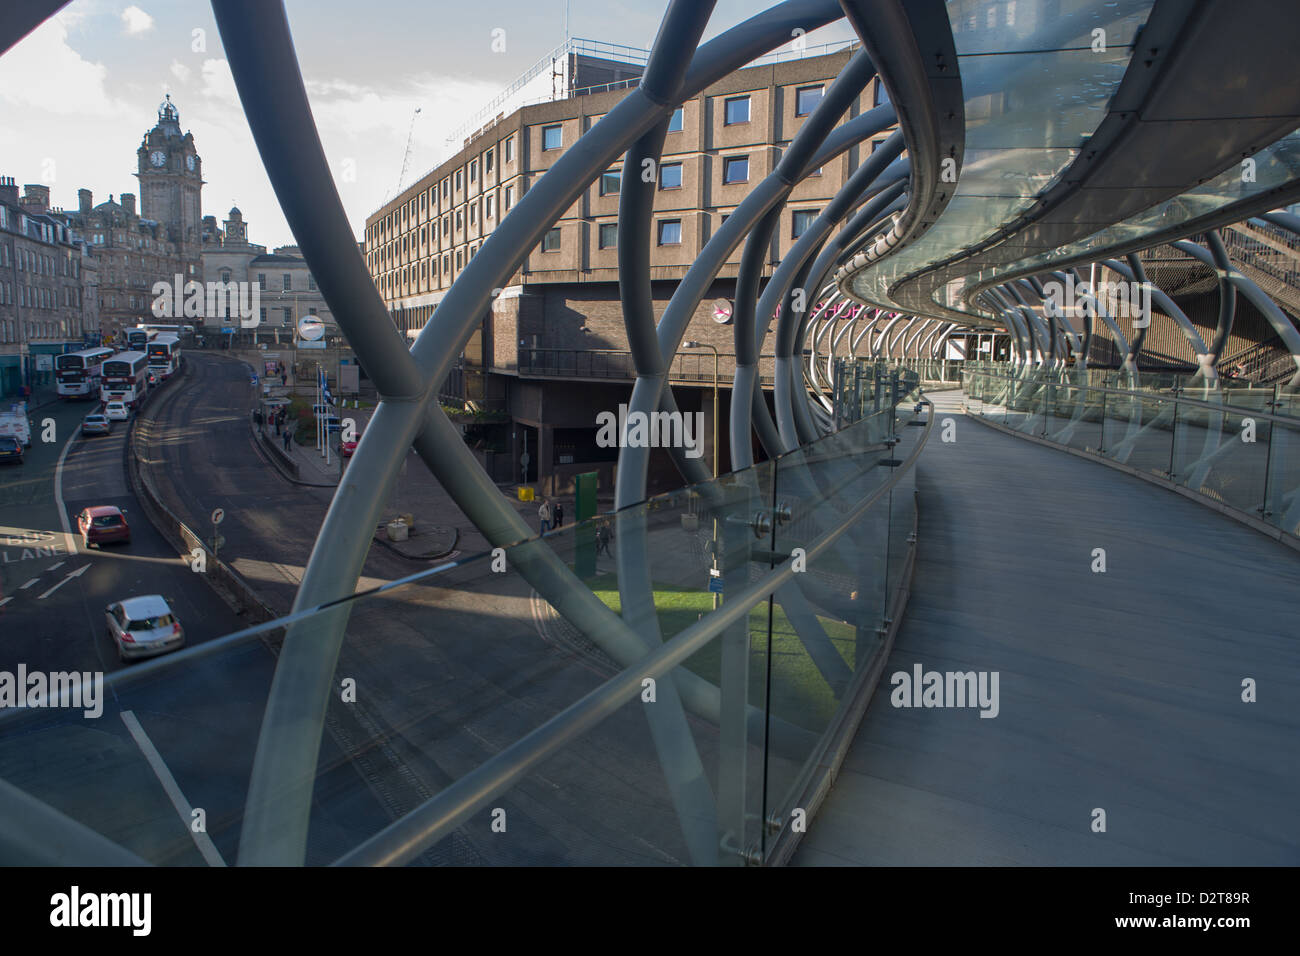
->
538;498;553;534
283;428;292;452
281;371;287;387
553;501;564;529
255;409;263;427
596;520;612;557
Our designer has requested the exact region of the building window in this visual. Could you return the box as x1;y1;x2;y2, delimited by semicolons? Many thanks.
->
486;195;495;219
442;179;449;199
505;186;514;209
795;85;824;116
456;250;463;269
456;211;464;231
541;227;561;252
443;254;450;273
667;107;684;133
724;96;750;125
599;170;622;196
542;125;563;151
657;219;682;245
504;136;514;163
659;162;683;190
485;150;494;174
455;170;463;191
470;159;478;182
723;156;750;184
470;204;477;226
444;215;451;235
283;307;292;325
282;274;291;290
792;209;818;238
598;223;618;249
257;273;266;290
308;275;316;290
874;81;889;107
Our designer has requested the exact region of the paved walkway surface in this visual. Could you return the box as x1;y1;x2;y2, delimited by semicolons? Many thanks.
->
794;390;1300;866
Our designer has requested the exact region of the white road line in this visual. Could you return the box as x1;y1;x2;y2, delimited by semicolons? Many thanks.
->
120;710;226;867
47;561;64;571
19;578;38;590
0;597;10;608
53;422;80;556
37;564;88;600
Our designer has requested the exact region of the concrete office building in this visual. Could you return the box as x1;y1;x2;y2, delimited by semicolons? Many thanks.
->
366;40;892;493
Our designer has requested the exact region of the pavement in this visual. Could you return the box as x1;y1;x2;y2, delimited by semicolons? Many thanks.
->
793;391;1300;866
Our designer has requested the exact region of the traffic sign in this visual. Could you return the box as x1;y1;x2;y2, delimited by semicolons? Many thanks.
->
211;508;225;525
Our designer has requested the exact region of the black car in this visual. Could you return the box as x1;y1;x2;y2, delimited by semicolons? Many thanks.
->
0;436;22;465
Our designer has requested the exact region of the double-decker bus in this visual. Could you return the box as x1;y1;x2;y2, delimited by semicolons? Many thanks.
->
125;327;156;352
146;333;182;381
100;351;149;407
55;347;114;399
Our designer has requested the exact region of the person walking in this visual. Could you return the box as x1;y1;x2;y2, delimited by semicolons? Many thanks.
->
553;501;564;529
283;428;292;452
281;370;288;387
538;498;553;534
596;519;612;557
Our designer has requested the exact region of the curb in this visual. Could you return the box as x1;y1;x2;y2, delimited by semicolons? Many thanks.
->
126;360;278;624
247;409;338;488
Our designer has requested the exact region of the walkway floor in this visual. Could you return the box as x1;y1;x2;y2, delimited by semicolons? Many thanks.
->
794;391;1300;865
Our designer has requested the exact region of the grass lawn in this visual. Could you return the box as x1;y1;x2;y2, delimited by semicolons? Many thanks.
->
582;573;861;730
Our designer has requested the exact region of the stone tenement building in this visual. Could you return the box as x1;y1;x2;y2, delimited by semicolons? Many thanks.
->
202;207;335;342
0;177;99;398
366;41;893;493
65;95;204;341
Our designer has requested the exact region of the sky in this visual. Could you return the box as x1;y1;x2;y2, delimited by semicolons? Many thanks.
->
0;1;855;249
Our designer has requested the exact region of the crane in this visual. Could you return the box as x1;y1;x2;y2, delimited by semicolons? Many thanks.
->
394;107;422;196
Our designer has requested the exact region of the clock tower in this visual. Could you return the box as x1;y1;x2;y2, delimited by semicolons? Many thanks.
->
137;94;203;271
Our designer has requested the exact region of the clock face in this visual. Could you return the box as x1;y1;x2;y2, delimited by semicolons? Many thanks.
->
186;155;196;171
149;150;166;167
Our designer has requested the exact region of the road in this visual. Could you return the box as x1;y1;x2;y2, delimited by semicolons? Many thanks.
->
0;392;242;675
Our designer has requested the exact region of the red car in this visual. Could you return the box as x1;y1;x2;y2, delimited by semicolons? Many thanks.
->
339;439;358;458
77;505;131;548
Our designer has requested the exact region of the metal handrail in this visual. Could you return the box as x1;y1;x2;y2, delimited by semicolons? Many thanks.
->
334;396;935;867
971;365;1298;426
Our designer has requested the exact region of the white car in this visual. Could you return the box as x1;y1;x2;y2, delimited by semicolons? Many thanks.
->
105;595;185;662
0;403;31;447
104;400;130;422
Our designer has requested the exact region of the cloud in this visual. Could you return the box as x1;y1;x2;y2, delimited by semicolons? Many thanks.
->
121;5;154;35
170;60;191;84
199;58;239;104
0;15;121;116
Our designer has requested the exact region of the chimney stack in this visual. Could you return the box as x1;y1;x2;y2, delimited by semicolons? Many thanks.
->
21;184;50;213
78;188;92;214
120;192;136;217
0;177;17;205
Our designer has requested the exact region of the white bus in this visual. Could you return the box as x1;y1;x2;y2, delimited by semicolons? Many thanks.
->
146;333;182;380
125;327;156;352
55;347;114;399
101;351;149;407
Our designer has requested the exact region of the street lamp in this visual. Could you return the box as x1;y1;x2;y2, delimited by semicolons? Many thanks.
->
682;341;718;478
683;340;721;610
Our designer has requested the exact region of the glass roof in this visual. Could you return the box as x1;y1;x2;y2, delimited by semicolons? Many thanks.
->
847;0;1157;320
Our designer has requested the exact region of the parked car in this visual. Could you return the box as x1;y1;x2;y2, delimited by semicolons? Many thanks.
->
82;413;112;436
77;505;131;548
104;400;130;422
339;438;358;458
0;435;22;465
105;595;185;662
